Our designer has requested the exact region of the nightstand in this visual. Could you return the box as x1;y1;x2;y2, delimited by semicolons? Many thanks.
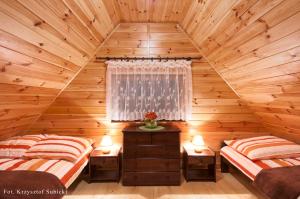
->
89;145;121;182
183;143;216;182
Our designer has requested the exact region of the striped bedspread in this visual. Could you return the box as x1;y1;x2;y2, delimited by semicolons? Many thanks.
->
221;146;300;180
0;149;90;188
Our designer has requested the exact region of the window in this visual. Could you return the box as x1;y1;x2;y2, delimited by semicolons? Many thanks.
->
106;60;192;121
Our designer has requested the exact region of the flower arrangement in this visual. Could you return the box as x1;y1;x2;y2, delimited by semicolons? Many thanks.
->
144;112;157;120
144;112;158;129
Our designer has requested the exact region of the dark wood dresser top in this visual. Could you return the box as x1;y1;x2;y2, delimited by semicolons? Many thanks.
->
122;125;181;133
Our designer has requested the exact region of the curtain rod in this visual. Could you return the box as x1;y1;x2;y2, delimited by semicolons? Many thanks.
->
95;57;202;61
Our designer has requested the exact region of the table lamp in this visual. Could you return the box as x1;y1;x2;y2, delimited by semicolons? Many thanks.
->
192;135;205;153
100;135;113;154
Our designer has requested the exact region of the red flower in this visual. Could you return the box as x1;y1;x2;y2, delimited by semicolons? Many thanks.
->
144;112;157;120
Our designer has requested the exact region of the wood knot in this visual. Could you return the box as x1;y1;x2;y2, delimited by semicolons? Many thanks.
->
21;63;32;66
40;82;46;86
275;115;282;121
1;66;6;72
13;78;22;83
291;54;296;58
34;21;42;26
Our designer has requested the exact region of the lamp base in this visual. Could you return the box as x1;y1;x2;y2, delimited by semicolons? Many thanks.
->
102;148;111;154
194;147;203;153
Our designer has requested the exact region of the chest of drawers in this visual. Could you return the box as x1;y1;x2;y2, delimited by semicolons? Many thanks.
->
122;125;181;186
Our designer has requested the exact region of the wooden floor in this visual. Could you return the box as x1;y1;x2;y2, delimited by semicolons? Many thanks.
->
65;172;266;199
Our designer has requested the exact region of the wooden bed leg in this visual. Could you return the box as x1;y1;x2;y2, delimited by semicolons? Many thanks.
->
221;156;229;173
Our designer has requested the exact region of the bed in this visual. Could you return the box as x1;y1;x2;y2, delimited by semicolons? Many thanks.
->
0;134;93;199
220;136;300;199
221;145;300;181
0;147;91;188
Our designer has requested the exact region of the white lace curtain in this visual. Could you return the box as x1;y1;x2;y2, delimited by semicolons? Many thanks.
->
106;60;192;121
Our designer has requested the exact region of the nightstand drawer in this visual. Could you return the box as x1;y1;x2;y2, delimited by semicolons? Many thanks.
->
188;156;214;168
90;170;119;181
186;169;215;181
90;157;118;169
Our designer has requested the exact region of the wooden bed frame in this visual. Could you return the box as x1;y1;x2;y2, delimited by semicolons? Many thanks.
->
220;142;272;199
220;142;252;181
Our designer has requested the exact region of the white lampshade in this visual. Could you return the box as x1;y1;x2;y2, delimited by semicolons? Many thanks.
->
100;135;113;147
192;135;204;146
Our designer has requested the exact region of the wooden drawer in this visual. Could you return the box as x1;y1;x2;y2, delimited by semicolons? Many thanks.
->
123;145;180;158
90;157;118;169
90;170;120;182
123;171;181;186
124;133;151;145
186;168;215;181
188;156;214;168
124;158;180;172
152;132;179;145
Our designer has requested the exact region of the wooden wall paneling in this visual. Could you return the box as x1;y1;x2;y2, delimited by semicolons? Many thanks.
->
3;0;296;145
105;0;192;23
181;0;219;35
102;0;121;25
62;0;114;40
0;30;80;72
0;31;69;138
224;30;300;71
198;0;294;61
30;23;265;151
16;0;100;57
214;12;300;69
62;0;105;41
22;24;121;135
190;0;238;45
222;46;300;83
80;0;118;35
0;0;116;139
0;0;90;66
212;1;299;63
97;23;201;58
180;0;300;142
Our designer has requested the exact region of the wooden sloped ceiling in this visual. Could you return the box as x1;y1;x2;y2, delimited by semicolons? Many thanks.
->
29;23;266;150
0;0;117;139
3;0;299;145
102;0;193;22
179;0;300;143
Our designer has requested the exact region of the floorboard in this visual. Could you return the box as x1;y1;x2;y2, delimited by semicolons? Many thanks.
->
65;171;266;199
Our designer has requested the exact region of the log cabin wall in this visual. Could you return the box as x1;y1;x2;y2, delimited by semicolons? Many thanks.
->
0;0;117;139
3;0;298;147
180;0;300;143
29;23;266;150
